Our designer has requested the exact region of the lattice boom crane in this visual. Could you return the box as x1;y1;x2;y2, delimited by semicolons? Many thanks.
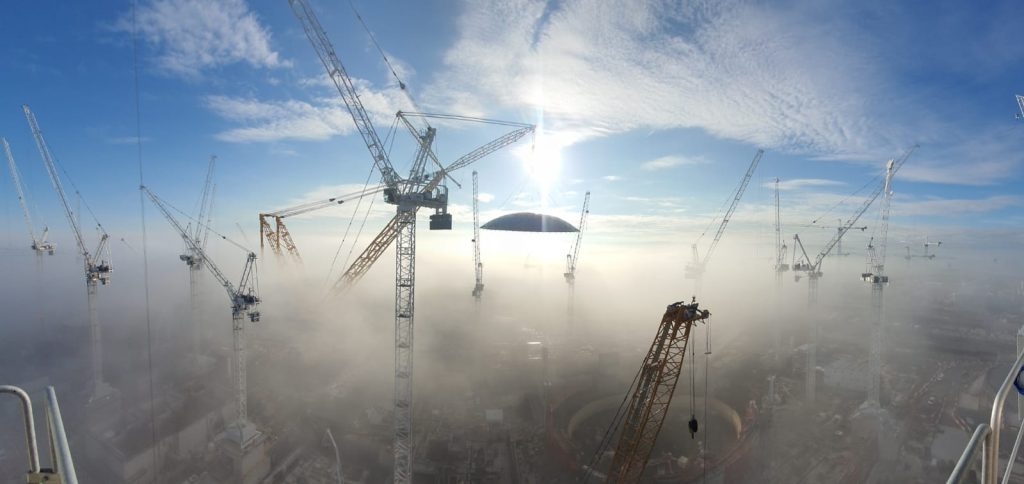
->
3;137;54;255
600;299;711;483
687;149;763;279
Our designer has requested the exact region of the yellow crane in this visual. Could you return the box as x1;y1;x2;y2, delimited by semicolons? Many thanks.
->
585;299;711;483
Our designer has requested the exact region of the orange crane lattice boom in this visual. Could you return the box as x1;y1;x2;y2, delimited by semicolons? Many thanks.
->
607;299;711;483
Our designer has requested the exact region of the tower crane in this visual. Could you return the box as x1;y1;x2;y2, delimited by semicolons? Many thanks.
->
686;149;763;280
24;105;114;404
923;239;941;259
142;187;261;446
332;116;535;291
584;299;711;483
287;3;532;481
471;171;483;300
793;145;917;280
184;156;217;358
1016;94;1024;119
3;137;54;255
259;184;385;260
773;178;788;274
860;158;896;415
564;191;590;320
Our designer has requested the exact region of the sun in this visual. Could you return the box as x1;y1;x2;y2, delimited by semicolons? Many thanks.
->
523;136;563;192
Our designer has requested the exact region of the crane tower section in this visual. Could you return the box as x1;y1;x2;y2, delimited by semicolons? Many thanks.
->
471;171;484;300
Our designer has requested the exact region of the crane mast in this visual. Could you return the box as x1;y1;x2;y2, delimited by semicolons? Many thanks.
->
773;178;787;273
601;299;711;483
859;159;896;422
143;187;260;432
185;157;216;358
471;171;483;300
3;137;54;255
687;149;763;278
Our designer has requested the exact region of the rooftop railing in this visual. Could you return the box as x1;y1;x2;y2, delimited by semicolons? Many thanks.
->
948;347;1024;484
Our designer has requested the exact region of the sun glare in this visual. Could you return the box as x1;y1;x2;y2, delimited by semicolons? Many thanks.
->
523;137;563;193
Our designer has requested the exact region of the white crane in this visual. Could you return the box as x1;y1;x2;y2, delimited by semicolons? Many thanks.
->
861;159;896;412
471;171;484;301
774;178;788;274
686;149;763;280
794;145;917;280
3;137;54;255
142;187;261;447
24;105;114;404
259;184;385;260
184;156;217;359
332;115;535;291
287;4;534;481
564;191;590;321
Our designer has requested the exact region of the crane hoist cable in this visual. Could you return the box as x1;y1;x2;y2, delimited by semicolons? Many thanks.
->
149;190;252;254
324;157;380;289
347;0;408;91
809;171;879;225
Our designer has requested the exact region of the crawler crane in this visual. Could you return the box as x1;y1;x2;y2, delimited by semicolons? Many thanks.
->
584;299;711;483
3;137;54;255
143;187;262;449
24;105;114;405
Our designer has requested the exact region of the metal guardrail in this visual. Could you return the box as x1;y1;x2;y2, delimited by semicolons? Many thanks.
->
948;348;1024;484
0;385;78;484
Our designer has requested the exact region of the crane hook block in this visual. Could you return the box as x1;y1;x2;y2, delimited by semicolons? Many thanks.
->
688;415;699;438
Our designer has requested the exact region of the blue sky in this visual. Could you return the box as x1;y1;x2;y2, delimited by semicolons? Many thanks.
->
1;0;1023;260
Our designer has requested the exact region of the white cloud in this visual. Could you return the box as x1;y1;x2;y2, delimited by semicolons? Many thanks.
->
894;195;1022;217
425;0;888;157
641;155;709;171
769;178;846;191
603;175;622;181
106;136;152;145
478;192;496;203
119;0;287;78
204;76;412;142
